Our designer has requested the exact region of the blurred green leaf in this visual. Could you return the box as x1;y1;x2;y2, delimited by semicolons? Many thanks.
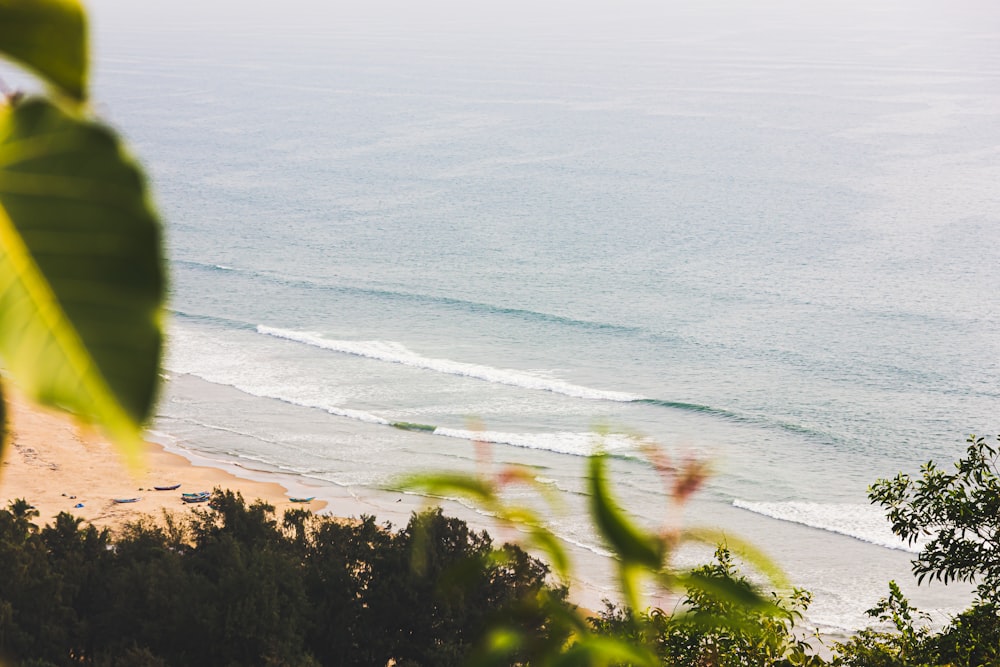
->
501;464;565;508
0;0;87;101
0;97;165;461
677;570;778;612
0;378;6;460
542;590;592;635
589;453;662;569
395;472;496;504
525;524;570;579
553;635;659;667
472;627;523;667
618;562;649;615
495;504;543;526
682;527;789;590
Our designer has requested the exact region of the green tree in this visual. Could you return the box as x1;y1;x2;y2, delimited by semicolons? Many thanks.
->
303;513;395;666
40;511;112;657
592;547;819;667
925;602;1000;667
831;581;1000;667
0;504;73;664
869;434;1000;603
832;581;933;667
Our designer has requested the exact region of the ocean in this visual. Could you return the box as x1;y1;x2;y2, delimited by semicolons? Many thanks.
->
86;0;998;634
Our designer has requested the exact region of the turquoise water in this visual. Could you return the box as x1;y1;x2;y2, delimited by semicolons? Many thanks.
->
88;0;998;632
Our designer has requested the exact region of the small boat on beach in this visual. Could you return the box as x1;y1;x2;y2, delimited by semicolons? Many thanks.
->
113;497;142;504
182;491;210;498
289;497;315;503
153;483;182;491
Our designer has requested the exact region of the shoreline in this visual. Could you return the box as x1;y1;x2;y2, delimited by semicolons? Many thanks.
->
0;388;624;612
0;390;971;642
0;393;328;532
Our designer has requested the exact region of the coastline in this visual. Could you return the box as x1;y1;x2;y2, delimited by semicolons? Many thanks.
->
0;388;617;610
0;388;971;640
0;392;328;532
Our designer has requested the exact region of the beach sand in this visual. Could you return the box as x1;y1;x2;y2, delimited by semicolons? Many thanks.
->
0;392;328;532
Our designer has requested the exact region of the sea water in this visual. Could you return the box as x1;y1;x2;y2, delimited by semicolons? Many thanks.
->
84;0;999;634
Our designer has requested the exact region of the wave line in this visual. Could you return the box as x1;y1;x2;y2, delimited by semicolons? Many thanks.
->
733;500;922;553
257;326;643;401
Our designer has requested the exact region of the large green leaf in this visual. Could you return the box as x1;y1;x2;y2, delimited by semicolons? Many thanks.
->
0;0;87;102
0;97;164;458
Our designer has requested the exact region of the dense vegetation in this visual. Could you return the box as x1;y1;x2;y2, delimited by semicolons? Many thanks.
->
4;436;1000;667
0;491;563;666
0;490;826;667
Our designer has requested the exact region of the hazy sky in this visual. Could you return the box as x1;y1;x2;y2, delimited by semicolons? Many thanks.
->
84;0;997;60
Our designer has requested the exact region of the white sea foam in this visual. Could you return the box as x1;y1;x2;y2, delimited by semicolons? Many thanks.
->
732;500;924;553
548;530;615;559
324;406;391;425
168;323;637;455
433;428;636;457
257;326;643;402
256;395;391;426
165;325;386;421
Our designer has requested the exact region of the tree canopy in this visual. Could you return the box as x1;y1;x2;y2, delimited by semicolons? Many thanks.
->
0;492;562;666
870;435;1000;603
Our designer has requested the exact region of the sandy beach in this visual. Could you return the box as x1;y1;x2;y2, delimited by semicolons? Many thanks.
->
0;392;328;532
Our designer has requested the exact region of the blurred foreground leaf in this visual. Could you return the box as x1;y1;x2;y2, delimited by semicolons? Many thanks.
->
0;97;165;459
554;635;659;667
682;526;789;591
395;472;496;504
0;378;5;458
399;469;573;578
589;453;662;569
678;570;778;614
0;0;87;101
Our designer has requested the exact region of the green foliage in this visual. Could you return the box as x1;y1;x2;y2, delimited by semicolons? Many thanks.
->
589;452;664;611
0;381;5;455
833;437;1000;666
0;500;73;665
594;547;820;667
0;0;87;102
925;602;1000;667
832;582;933;667
399;464;571;581
832;582;1000;667
404;433;1000;666
5;439;1000;666
0;0;165;460
400;445;796;665
869;435;1000;603
0;492;557;666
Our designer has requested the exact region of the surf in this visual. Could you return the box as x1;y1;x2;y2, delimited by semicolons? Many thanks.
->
257;325;644;401
732;499;925;553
